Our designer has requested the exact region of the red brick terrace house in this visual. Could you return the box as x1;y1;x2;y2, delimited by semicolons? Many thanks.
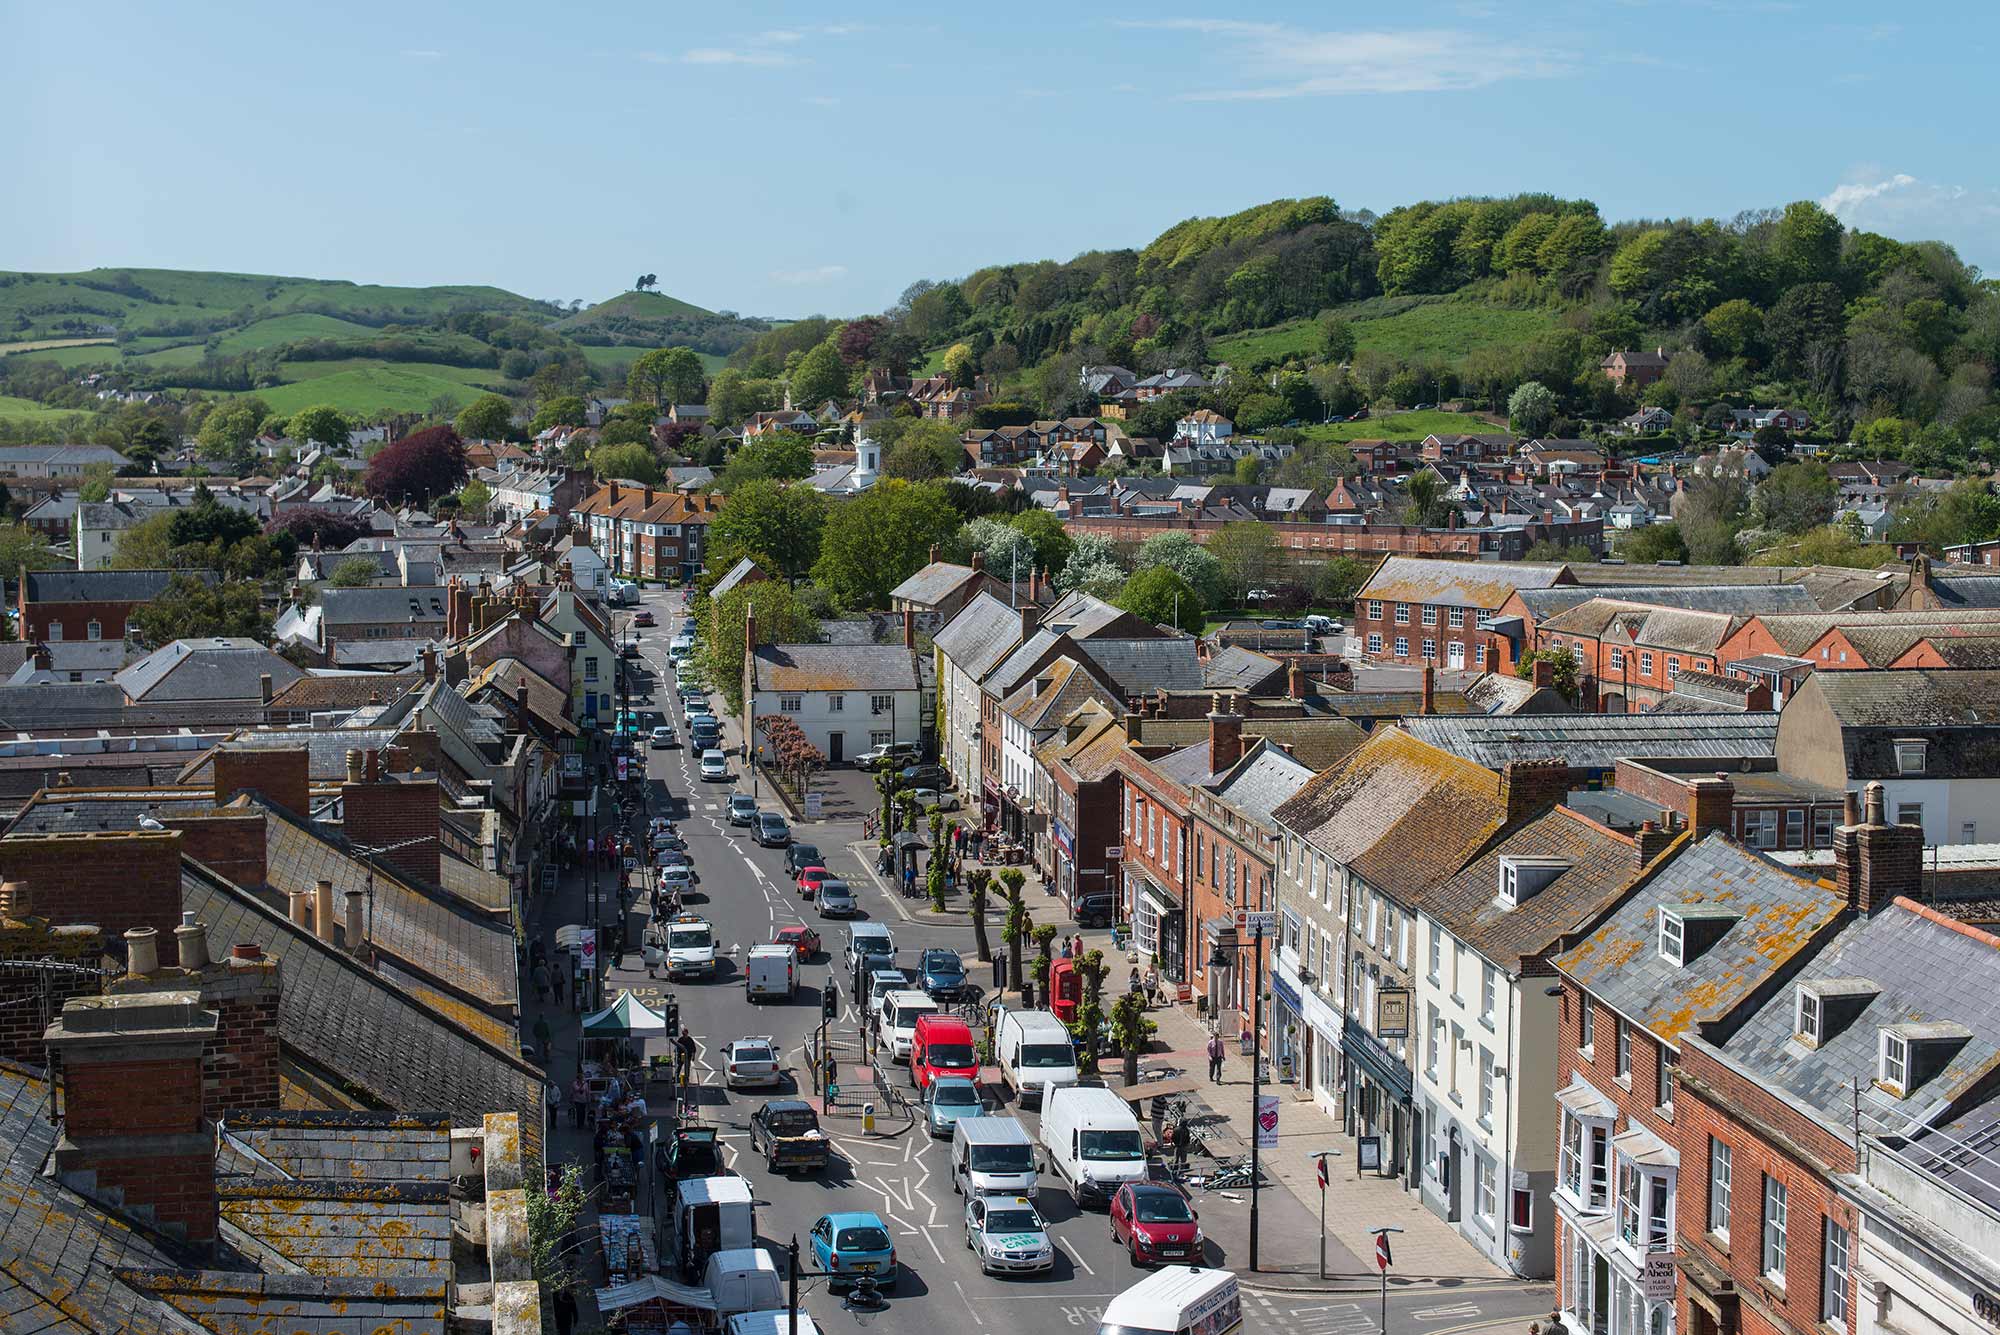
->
18;568;219;643
1353;555;1575;669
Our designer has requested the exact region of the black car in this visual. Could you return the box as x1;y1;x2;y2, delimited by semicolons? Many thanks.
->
785;843;823;878
1072;893;1115;928
896;763;951;790
656;1126;723;1183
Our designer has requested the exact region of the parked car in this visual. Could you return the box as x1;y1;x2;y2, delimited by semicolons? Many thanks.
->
895;763;951;790
728;794;758;826
1108;1182;1203;1266
1072;892;1115;928
856;741;921;769
773;925;821;961
808;1212;895;1292
650;725;678;749
754;811;790;847
722;1037;782;1089
699;750;730;781
816;880;857;918
784;843;823;878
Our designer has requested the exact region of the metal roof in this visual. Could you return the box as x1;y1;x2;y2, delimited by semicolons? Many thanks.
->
1399;712;1779;770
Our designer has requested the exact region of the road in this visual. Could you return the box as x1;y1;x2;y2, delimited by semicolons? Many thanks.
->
599;583;1550;1335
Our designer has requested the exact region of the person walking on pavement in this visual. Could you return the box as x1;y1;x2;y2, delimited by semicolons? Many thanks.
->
1143;962;1161;1009
1172;1118;1191;1173
532;1014;553;1063
1207;1029;1227;1083
569;1074;588;1129
531;960;552;1004
551;966;566;1008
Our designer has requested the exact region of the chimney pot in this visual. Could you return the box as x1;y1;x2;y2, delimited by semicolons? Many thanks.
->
346;749;365;784
175;913;210;971
231;942;263;961
344;887;367;958
287;887;311;928
1864;780;1887;827
313;879;337;946
124;926;160;978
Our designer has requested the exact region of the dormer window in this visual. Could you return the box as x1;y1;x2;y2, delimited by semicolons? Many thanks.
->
1795;978;1881;1049
1876;1020;1973;1098
1879;1031;1908;1095
1498;857;1570;908
1659;912;1685;965
1894;740;1928;776
1796;989;1821;1046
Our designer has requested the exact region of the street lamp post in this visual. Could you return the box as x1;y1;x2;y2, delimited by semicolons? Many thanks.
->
1209;921;1268;1271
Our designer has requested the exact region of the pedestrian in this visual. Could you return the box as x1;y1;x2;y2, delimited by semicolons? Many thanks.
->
1207;1029;1226;1083
1144;963;1161;1008
551;967;566;1007
1060;938;1072;960
1172;1118;1191;1172
675;1029;697;1085
553;1287;578;1335
570;1074;587;1129
1129;965;1143;996
531;960;552;1004
532;1014;553;1061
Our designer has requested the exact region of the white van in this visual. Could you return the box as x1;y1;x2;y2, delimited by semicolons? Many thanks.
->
950;1116;1039;1198
745;944;796;1001
702;1248;783;1319
1040;1084;1149;1207
877;990;938;1063
993;1009;1079;1108
1096;1267;1241;1335
729;1314;822;1335
843;922;896;973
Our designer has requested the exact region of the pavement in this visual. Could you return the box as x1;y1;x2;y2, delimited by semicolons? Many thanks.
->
509;581;1550;1335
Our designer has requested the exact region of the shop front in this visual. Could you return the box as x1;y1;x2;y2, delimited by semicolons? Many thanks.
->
1129;870;1185;986
1341;1021;1415;1187
1050;818;1077;908
1269;967;1306;1087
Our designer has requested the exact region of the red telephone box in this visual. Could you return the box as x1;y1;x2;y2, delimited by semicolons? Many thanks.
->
1048;956;1082;1024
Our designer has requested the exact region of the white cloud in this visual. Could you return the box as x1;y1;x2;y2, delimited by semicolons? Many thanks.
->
770;265;848;285
1119;19;1568;98
678;47;796;66
1822;172;2000;266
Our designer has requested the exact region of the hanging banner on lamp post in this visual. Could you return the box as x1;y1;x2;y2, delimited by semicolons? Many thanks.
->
1255;1094;1280;1149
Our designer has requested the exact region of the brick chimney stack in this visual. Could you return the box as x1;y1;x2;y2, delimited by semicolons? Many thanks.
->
212;746;310;818
1020;604;1041;640
0;831;185;965
1835;780;1923;915
1499;758;1572;822
903;608;915;650
1634;819;1676;868
1531;658;1555;689
1687;775;1736;837
1421;665;1436;716
1288;661;1307;700
1208;693;1244;773
44;990;221;1246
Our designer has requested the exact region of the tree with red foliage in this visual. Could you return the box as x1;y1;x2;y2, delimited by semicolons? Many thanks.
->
837;317;886;366
653;419;706;457
266;506;372;551
757;715;825;796
364;425;469;506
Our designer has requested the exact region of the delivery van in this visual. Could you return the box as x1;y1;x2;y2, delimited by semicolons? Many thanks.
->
950;1116;1039;1197
745;944;796;1001
909;1013;977;1091
1096;1267;1241;1335
1040;1084;1149;1207
702;1248;783;1319
877;990;939;1063
993;1008;1079;1108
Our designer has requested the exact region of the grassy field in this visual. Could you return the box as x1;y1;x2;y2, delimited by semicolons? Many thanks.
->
0;337;116;357
274;357;508;389
1300;409;1499;443
212;312;379;356
243;367;492;416
0;394;92;423
1212;295;1557;368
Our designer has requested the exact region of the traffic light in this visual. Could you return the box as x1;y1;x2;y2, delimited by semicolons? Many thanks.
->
822;982;839;1021
663;998;681;1038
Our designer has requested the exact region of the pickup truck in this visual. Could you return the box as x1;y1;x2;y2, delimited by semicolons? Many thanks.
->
749;1099;832;1173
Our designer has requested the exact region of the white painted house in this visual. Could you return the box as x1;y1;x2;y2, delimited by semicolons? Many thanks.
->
747;642;921;767
1173;409;1234;447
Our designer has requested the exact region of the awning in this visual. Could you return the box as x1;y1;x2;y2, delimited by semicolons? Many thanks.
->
1138;878;1180;916
1270;969;1303;1016
1555;1076;1616;1120
1340;1026;1412;1105
581;991;667;1036
1107;1074;1206;1105
1202;916;1238;943
595;1274;716;1314
1613;1123;1680;1169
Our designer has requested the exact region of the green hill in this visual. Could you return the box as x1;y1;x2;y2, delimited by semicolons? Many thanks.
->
555;289;768;360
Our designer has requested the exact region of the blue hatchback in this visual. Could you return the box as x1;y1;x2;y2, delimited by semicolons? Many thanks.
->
809;1211;896;1290
919;948;967;999
923;1075;984;1138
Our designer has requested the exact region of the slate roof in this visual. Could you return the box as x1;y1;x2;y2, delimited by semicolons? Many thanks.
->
21;568;216;604
1927;575;2000;609
0;1063;183;1335
218;1177;451;1278
178;728;404;787
114;639;305;704
1425;807;1641;974
224;1111;452;1183
1358;556;1571;610
266;671;422;717
1272;727;1508;899
1205;740;1314;826
707;557;765;602
180;864;543;1149
1916;636;2000;668
1400;712;1779;770
315;586;450;626
1001;657;1120;732
1078;638;1203;696
1134;715;1367;773
1202;645;1286;694
890;561;981;608
124;1270;447;1335
1553;833;1845;1042
1813;667;2000;727
752;643;918;694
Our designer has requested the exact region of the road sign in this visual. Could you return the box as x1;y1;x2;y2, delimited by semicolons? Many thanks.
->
805;792;823;820
1374;1230;1393;1271
1316;1155;1329;1189
1235;910;1276;937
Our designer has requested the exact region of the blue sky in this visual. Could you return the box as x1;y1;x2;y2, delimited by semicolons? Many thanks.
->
4;0;1996;319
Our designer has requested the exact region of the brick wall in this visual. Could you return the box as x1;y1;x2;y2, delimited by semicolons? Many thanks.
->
162;810;268;889
22;598;144;644
110;951;283;1120
0;832;185;964
212;747;311;817
342;774;442;886
1674;1042;1858;1335
0;908;101;1065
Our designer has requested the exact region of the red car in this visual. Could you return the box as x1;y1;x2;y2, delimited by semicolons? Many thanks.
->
1108;1182;1203;1266
795;866;830;900
632;609;657;627
774;925;822;962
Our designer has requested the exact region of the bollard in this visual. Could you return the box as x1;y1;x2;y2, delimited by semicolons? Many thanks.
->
863;1102;876;1134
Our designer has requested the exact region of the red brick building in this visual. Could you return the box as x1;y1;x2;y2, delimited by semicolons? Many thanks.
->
18;568;217;643
1353;556;1575;669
